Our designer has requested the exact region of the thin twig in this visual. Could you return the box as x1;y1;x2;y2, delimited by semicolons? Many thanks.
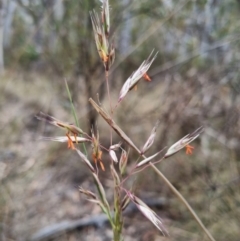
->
105;71;113;145
65;79;88;155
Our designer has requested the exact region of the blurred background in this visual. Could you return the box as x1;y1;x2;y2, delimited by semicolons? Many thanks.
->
0;0;240;240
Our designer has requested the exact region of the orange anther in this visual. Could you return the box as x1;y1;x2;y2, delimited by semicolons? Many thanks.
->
66;134;75;150
143;73;151;82
185;144;194;155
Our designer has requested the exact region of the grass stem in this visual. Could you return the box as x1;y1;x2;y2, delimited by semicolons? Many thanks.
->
65;79;88;155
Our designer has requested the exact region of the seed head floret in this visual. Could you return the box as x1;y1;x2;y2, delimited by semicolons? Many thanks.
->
40;136;90;143
100;0;110;36
35;112;86;150
90;5;115;71
118;50;158;103
91;129;105;171
90;10;108;62
164;126;203;158
127;192;169;236
141;119;160;154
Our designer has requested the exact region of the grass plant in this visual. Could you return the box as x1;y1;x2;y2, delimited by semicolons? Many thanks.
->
36;1;216;240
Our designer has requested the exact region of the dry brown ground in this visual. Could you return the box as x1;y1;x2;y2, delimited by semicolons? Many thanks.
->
1;70;240;241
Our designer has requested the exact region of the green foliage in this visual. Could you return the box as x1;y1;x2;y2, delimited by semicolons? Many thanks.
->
19;45;40;67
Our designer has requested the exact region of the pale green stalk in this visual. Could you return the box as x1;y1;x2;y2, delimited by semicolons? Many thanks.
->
64;79;88;155
93;172;115;229
113;187;123;241
111;165;123;241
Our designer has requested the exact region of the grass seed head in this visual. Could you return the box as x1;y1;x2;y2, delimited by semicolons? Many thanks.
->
91;129;105;171
118;50;158;103
127;192;169;236
109;149;118;163
164;126;204;158
100;0;110;36
119;149;129;175
136;151;162;168
40;136;90;143
141;119;160;154
90;7;114;71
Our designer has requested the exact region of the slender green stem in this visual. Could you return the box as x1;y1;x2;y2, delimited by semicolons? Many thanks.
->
113;186;123;241
64;79;88;155
111;164;123;241
93;173;115;229
100;204;115;230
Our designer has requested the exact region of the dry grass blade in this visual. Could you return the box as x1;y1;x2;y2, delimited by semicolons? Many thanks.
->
89;98;140;152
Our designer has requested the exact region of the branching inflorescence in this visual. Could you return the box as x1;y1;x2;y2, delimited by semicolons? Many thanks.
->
36;1;217;241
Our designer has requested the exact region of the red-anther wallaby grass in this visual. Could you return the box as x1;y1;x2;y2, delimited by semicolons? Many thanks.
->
34;1;214;241
2;1;240;241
